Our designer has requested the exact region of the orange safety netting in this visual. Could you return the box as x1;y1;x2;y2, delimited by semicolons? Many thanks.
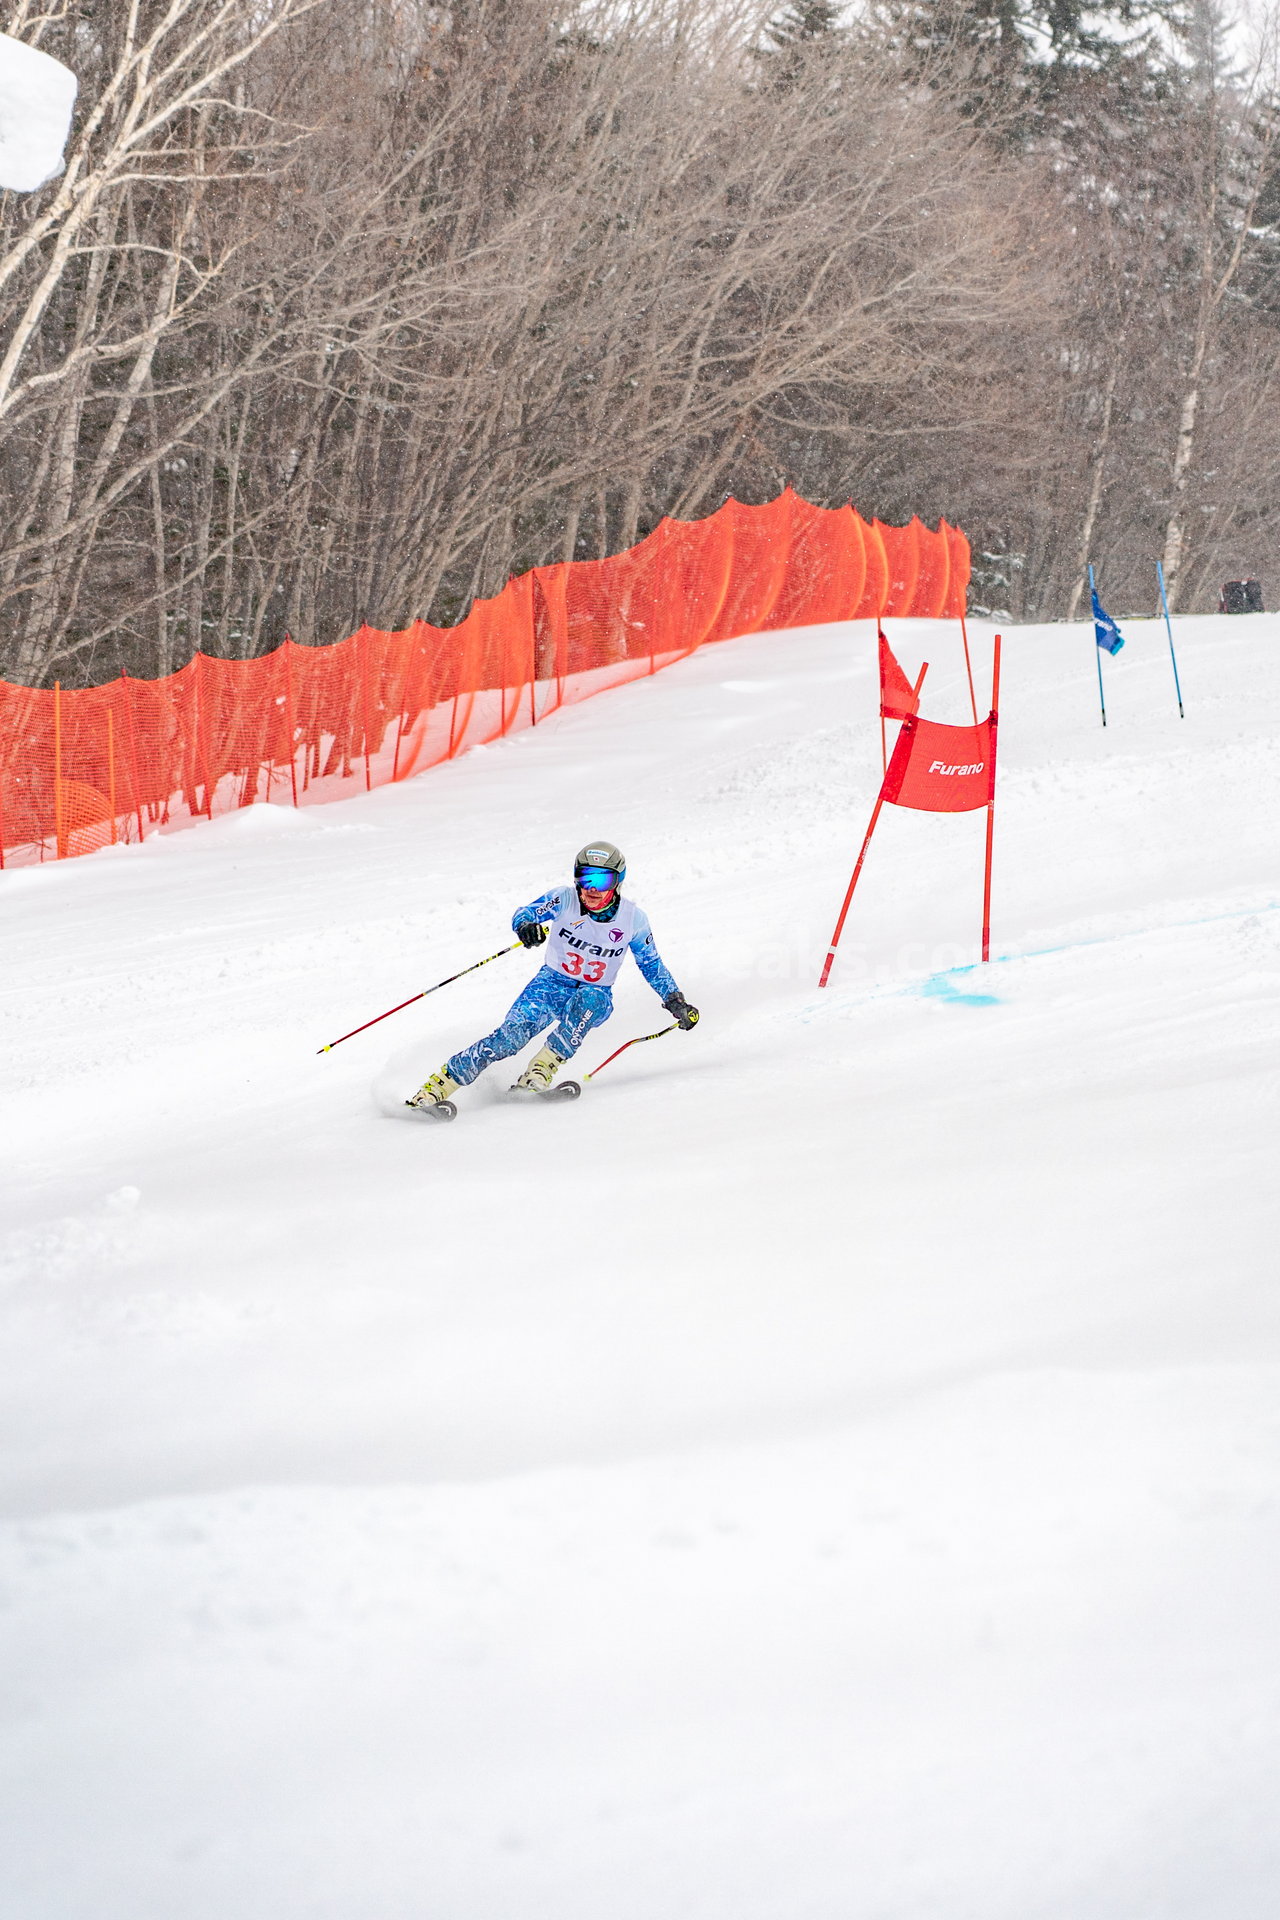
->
0;489;968;866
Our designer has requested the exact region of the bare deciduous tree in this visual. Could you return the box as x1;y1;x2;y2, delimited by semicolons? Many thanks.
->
4;0;1279;683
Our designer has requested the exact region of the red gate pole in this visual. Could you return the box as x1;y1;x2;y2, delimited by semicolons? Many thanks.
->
121;672;145;843
194;653;213;817
107;708;117;844
359;625;373;791
284;634;299;807
554;567;567;713
498;604;510;737
393;626;415;781
648;518;665;677
960;610;979;725
877;623;888;774
981;633;1002;963
53;679;65;858
818;780;891;989
446;620;463;759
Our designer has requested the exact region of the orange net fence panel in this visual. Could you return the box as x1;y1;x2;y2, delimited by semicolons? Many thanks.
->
0;490;969;866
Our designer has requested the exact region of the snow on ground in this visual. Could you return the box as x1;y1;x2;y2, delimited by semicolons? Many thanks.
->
0;33;77;193
1;612;1278;1920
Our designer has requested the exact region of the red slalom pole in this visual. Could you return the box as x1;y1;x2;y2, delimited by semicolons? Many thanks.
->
981;633;1002;963
317;941;521;1053
819;784;889;988
960;611;979;725
878;624;888;774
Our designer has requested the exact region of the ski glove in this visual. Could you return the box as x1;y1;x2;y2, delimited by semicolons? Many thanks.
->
516;921;548;948
664;991;699;1030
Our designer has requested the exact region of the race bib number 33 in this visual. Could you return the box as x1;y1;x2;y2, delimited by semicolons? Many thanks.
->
559;951;607;982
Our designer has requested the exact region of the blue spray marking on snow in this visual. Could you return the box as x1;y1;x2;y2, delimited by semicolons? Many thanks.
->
916;969;1000;1008
791;900;1279;1027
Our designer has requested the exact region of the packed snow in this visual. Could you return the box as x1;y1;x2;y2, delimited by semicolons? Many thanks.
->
2;611;1278;1920
0;33;76;194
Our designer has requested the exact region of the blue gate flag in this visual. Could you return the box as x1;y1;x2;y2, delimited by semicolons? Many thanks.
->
1091;588;1125;655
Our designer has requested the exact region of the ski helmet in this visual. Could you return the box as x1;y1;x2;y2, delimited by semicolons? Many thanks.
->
575;840;626;890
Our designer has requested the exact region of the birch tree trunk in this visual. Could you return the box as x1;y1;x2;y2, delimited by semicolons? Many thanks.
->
1066;344;1124;623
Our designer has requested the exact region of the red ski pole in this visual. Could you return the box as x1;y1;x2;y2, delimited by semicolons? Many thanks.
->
583;1023;678;1081
317;942;521;1053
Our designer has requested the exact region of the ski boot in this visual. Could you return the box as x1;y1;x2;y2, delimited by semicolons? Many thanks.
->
511;1046;580;1101
406;1067;459;1122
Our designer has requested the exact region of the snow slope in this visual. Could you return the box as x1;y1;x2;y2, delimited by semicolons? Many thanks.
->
0;33;76;193
1;612;1278;1920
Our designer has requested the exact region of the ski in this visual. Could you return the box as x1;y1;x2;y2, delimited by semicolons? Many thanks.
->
404;1098;458;1122
508;1078;582;1103
403;1080;582;1122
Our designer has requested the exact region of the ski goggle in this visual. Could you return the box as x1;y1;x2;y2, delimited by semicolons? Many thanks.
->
576;867;620;892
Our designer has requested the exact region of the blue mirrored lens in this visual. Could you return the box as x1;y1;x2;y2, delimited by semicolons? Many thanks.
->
576;868;618;890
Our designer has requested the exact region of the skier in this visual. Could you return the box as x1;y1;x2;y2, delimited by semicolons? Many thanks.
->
407;840;698;1110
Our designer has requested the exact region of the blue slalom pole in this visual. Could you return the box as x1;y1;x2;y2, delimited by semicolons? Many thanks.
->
1156;560;1185;719
1088;564;1107;727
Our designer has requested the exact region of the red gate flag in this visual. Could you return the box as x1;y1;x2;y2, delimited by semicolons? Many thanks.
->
882;715;993;813
819;634;1002;987
878;630;920;720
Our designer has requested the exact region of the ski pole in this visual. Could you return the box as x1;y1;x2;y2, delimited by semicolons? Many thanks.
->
1156;560;1185;718
583;1023;678;1081
317;942;521;1053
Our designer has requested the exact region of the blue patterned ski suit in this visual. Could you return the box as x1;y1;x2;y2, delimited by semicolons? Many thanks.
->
446;886;678;1086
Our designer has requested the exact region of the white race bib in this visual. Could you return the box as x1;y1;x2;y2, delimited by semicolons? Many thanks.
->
546;893;638;987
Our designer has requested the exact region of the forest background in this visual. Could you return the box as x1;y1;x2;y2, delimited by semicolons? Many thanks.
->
1;0;1277;689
